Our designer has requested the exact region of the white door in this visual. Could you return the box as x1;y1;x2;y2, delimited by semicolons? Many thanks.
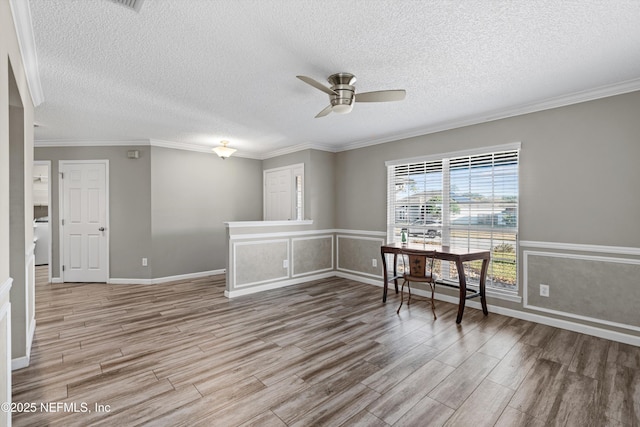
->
265;168;292;220
60;161;108;282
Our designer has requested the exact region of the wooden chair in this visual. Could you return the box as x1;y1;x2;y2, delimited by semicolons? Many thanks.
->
397;248;438;319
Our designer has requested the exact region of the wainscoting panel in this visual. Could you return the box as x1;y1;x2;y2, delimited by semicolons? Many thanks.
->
233;239;289;287
292;235;333;277
524;250;640;332
336;235;385;279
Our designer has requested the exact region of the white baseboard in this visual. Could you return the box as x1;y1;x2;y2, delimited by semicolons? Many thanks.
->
11;318;36;371
51;277;63;284
27;317;36;356
344;274;640;347
225;272;335;298
334;271;382;287
12;355;29;371
107;269;225;285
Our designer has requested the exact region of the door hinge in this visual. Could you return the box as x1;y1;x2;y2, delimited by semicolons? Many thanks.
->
61;219;65;226
62;265;65;272
60;172;64;179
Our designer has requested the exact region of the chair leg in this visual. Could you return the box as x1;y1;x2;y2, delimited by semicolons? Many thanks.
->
430;283;437;320
397;280;406;314
407;282;412;306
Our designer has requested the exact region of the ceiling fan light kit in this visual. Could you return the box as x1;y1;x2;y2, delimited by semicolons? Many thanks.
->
297;72;406;118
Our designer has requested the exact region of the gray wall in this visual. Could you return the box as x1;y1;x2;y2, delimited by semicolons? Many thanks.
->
9;105;26;359
35;145;263;280
336;91;640;247
35;146;153;280
150;146;262;278
263;149;336;229
334;90;640;333
2;0;35;396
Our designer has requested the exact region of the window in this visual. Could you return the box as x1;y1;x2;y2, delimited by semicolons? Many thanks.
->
386;144;520;291
264;164;304;221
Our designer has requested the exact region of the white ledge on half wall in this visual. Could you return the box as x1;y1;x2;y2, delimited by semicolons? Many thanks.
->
225;220;313;228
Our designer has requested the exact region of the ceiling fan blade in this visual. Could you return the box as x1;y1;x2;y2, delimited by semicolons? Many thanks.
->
297;75;337;96
315;105;333;118
355;89;406;103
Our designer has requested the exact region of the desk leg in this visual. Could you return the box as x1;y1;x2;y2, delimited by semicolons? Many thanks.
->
479;258;489;315
393;254;399;294
380;249;388;303
455;259;466;324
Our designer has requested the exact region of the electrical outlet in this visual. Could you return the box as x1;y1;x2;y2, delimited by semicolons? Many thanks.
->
372;258;377;268
540;284;549;297
142;257;148;267
283;259;288;269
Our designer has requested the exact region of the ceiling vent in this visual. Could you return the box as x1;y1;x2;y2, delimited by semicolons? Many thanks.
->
108;0;145;12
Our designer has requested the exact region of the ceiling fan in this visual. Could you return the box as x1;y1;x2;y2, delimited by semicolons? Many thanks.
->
296;73;406;118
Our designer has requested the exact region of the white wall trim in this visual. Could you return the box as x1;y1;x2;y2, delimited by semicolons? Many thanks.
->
520;240;640;257
522;250;640;333
0;278;13;299
291;235;334;277
34;160;52;284
334;229;387;237
337;77;640;154
225;272;335;298
9;0;44;106
31;76;640;159
334;271;383;287
150;138;262;159
228;227;382;241
260;142;336;159
51;277;63;284
229;228;324;241
343;273;640;347
336;267;382;280
11;355;29;371
226;220;313;229
435;291;640;347
107;269;225;285
0;301;11;426
35;139;150;148
26;318;36;358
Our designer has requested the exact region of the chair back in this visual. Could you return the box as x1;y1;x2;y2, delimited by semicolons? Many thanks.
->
400;248;437;281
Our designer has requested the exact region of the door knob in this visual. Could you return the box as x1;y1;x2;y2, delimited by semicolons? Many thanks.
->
99;227;105;231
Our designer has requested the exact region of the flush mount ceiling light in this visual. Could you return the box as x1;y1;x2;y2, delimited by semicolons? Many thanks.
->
212;140;236;159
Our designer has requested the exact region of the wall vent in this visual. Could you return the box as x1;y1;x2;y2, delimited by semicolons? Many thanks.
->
108;0;145;12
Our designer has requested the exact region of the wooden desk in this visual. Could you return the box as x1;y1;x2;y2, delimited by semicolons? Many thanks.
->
380;243;490;324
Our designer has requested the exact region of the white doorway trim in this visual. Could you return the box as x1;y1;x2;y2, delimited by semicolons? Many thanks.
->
58;160;110;283
33;160;52;284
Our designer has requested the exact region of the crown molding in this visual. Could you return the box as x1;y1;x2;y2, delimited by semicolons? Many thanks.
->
32;78;640;159
260;142;336;160
149;139;262;159
335;77;640;153
35;139;150;147
9;0;44;106
33;138;263;159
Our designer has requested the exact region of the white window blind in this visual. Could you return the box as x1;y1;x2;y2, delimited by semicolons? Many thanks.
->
387;146;519;291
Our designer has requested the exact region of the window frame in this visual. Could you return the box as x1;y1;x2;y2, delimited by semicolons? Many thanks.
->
386;143;521;293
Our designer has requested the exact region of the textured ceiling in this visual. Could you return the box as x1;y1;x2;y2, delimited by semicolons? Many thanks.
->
27;0;640;158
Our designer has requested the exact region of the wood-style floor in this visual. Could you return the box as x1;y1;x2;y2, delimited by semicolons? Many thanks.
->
12;267;640;426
